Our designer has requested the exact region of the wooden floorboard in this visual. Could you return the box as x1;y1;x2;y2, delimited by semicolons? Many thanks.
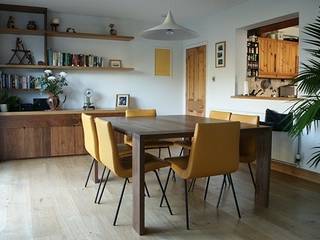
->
0;148;320;239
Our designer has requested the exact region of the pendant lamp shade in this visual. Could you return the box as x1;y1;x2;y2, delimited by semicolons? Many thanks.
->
141;10;198;40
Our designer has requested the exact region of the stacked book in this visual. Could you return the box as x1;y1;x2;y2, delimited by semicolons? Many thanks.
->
47;49;104;67
0;71;39;90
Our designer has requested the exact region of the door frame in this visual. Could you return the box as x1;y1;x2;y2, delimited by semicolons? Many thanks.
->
184;42;208;116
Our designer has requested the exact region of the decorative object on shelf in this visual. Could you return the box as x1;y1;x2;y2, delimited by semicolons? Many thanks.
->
247;39;259;77
66;27;76;33
83;88;95;110
38;60;45;65
26;21;37;30
8;38;34;65
108;24;117;36
115;94;129;108
50;18;60;32
6;16;15;29
39;70;68;110
215;41;226;68
243;80;249;96
141;10;198;40
109;59;122;68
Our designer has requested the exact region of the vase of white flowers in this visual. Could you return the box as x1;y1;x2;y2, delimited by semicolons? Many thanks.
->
39;70;68;110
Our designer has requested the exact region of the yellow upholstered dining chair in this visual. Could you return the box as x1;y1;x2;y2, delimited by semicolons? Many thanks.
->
124;109;174;158
165;122;241;229
94;118;173;226
81;113;131;200
230;113;259;189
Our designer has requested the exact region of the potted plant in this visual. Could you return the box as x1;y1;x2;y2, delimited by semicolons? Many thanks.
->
39;70;68;110
289;14;320;167
0;90;21;112
0;90;9;112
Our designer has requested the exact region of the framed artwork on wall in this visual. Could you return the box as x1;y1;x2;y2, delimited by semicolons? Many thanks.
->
215;41;226;68
115;94;130;108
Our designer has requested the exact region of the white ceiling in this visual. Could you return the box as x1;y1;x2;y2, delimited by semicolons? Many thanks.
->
3;0;248;22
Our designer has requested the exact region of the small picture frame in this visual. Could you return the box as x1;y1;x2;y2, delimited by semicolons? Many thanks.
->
215;41;226;68
116;94;130;108
109;59;122;68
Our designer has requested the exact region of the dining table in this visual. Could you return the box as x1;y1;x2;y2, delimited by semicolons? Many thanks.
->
99;115;272;235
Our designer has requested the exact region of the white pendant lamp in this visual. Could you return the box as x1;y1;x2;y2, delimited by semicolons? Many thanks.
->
141;10;198;40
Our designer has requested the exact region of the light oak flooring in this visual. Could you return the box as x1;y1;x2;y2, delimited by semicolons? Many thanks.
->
1;151;320;240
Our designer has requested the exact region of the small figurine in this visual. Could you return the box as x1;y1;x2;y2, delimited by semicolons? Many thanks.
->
109;24;117;36
27;21;37;30
7;16;15;29
50;18;60;32
66;27;76;33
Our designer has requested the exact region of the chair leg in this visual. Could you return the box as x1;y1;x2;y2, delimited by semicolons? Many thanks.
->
160;168;172;207
184;179;190;230
203;177;211;200
158;148;161;158
154;170;173;215
217;175;226;208
84;158;95;188
179;147;184;157
188;178;196;192
227;174;241;219
167;146;172;157
172;170;176;182
248;163;256;190
97;169;111;204
94;166;106;203
144;182;151;198
113;178;128;226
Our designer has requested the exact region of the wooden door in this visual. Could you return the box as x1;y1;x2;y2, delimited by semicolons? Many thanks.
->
277;41;299;78
258;37;278;78
186;45;206;116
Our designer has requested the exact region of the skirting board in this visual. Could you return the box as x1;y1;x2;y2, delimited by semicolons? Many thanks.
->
270;160;320;184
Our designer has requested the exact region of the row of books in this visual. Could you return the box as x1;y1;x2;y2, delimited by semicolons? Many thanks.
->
47;49;104;67
0;72;40;90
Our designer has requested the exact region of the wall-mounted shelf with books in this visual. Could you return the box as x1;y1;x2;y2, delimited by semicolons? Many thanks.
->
0;28;45;36
5;88;40;92
0;64;135;71
46;31;134;41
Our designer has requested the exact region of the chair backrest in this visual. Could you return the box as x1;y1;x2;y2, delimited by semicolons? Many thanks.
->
185;122;240;179
95;118;122;175
230;113;259;126
125;109;156;117
81;113;100;161
209;111;231;120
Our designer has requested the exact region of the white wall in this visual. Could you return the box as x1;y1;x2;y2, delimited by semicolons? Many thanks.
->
183;0;320;173
1;12;184;115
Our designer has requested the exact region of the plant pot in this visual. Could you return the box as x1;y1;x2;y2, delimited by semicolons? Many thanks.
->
0;104;8;112
47;95;60;111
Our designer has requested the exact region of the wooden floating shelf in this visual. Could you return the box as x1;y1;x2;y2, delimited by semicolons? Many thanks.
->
0;28;135;41
0;64;134;71
46;31;134;41
0;28;45;36
6;88;40;92
231;95;301;101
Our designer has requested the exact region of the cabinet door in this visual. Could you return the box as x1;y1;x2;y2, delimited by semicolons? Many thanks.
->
74;125;86;155
50;126;76;156
24;127;50;158
258;37;278;78
0;128;25;160
277;41;299;78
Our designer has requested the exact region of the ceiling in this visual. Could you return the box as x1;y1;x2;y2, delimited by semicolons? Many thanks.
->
2;0;248;22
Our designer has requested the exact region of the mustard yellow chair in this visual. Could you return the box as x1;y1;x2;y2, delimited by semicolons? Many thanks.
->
81;113;131;196
164;122;240;229
125;109;174;158
230;113;259;189
94;118;173;226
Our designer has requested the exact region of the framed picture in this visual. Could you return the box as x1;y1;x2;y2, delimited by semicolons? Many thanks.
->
116;94;130;108
109;59;122;68
215;41;226;68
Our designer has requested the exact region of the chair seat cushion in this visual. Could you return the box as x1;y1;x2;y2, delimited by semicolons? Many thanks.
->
117;153;170;178
117;144;132;157
240;155;255;163
166;156;189;179
174;140;192;150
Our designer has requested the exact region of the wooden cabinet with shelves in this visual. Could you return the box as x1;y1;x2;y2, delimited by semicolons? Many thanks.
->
258;37;299;79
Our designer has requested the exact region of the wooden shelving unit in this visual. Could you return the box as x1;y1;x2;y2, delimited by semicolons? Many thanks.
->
0;28;45;36
6;88;40;92
0;64;134;71
46;31;134;41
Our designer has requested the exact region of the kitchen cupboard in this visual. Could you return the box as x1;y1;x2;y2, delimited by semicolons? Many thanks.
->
258;37;299;79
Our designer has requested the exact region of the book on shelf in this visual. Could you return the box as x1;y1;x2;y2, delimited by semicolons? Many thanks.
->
0;71;39;90
47;49;104;68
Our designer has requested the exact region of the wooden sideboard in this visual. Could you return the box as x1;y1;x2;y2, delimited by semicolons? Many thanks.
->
0;109;125;160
